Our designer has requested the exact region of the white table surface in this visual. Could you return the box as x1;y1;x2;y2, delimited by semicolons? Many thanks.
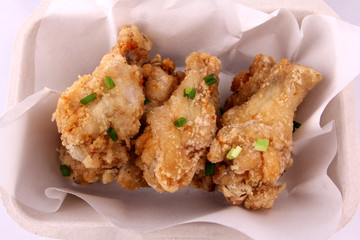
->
0;0;359;239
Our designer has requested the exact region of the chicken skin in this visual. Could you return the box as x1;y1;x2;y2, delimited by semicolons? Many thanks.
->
224;54;276;110
141;54;184;118
116;54;181;190
54;25;152;185
208;58;322;209
135;51;221;193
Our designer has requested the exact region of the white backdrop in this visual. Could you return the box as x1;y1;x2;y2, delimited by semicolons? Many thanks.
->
0;0;359;239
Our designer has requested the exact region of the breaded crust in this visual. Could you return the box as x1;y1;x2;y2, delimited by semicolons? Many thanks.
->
135;51;221;193
54;25;152;185
208;58;322;209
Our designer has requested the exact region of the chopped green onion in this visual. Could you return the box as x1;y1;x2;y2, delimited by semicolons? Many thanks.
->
203;73;217;86
293;121;301;133
104;76;116;90
203;73;215;80
80;93;97;105
107;127;118;142
183;88;196;100
60;165;70;176
205;162;216;176
144;96;150;105
174;117;187;127
226;146;242;159
254;139;269;152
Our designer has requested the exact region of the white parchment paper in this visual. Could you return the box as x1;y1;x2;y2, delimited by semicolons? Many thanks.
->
2;0;360;239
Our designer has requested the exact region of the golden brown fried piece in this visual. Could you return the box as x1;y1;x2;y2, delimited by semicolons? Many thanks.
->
54;25;152;185
59;146;118;185
135;51;221;193
224;54;276;110
116;54;180;190
116;151;148;190
208;58;322;209
118;25;152;66
123;54;213;192
141;54;184;117
190;169;215;192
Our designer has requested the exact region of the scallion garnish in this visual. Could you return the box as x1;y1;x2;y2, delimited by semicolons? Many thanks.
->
226;146;242;159
203;73;217;86
183;88;196;100
60;165;70;176
80;93;97;105
174;117;187;127
293;121;301;133
144;96;150;104
254;139;269;152
104;76;116;90
107;127;118;142
205;162;216;176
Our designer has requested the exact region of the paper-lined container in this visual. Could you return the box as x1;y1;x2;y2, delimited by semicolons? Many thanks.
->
1;0;360;239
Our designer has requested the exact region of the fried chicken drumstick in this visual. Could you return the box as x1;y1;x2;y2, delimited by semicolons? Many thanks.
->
54;25;152;184
135;51;221;193
117;54;182;190
208;57;322;209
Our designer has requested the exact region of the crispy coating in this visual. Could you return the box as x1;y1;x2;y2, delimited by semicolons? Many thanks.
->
135;51;221;193
54;25;151;185
118;25;152;66
189;168;215;192
59;146;119;185
144;55;177;102
208;58;322;209
116;152;148;190
117;54;180;190
142;54;184;117
130;53;213;192
224;54;276;110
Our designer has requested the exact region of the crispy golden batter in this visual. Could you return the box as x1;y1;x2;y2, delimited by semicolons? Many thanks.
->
208;58;322;209
224;54;276;110
54;25;151;185
135;51;221;193
59;146;119;185
116;152;148;190
127;54;213;192
141;54;184;117
117;54;180;190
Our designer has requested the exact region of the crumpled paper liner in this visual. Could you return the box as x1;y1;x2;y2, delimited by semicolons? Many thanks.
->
1;0;360;239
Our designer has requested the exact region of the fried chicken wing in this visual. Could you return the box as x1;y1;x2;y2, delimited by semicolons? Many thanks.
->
208;58;322;209
224;54;276;110
59;146;119;184
116;54;181;190
135;51;221;193
54;25;152;185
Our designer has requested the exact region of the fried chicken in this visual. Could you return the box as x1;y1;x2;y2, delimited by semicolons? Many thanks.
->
59;146;118;184
224;54;276;110
141;54;184;117
116;151;148;190
116;54;181;190
207;58;322;209
135;51;221;193
54;25;152;185
190;169;216;192
121;53;214;192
